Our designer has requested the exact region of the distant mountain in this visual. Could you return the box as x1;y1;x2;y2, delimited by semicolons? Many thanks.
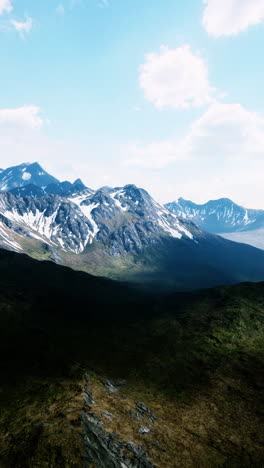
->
165;197;264;234
10;179;90;198
0;162;59;191
1;181;264;289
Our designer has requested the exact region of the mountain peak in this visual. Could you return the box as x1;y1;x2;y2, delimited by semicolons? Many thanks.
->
166;197;264;234
0;162;59;192
73;178;87;191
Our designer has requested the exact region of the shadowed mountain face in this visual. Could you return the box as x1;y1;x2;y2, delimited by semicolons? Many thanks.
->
0;248;263;466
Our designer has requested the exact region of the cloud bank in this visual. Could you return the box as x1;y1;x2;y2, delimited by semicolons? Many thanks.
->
0;0;12;15
203;0;264;37
125;103;264;168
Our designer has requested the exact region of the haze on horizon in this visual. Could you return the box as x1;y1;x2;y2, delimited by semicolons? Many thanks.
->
1;0;264;208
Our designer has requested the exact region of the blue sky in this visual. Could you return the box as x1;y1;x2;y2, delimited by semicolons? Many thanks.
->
1;0;264;206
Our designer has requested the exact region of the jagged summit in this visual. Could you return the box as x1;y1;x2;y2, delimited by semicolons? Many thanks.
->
73;178;85;186
0;174;198;256
2;163;92;199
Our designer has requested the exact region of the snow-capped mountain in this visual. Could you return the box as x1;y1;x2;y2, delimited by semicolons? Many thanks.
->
0;162;59;192
2;162;264;290
165;198;264;234
0;185;199;255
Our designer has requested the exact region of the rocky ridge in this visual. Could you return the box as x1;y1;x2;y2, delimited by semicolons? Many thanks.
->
0;184;199;256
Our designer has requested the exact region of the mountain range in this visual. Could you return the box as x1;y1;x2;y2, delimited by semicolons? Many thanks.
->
1;162;264;289
1;166;264;466
166;197;264;250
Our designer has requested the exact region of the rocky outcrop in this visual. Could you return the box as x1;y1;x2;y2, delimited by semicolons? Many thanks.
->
82;377;157;468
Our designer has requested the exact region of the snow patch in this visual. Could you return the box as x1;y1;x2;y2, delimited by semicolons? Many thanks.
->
110;191;128;212
22;172;31;181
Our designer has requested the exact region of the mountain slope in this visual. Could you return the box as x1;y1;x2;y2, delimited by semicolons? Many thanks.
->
2;186;264;289
0;162;59;191
0;185;199;256
166;197;264;233
0;249;264;466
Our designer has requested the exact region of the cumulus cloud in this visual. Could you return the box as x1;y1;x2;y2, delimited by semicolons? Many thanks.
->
11;16;33;36
0;106;45;129
125;102;264;168
125;140;189;169
0;0;12;15
139;45;214;109
203;0;264;37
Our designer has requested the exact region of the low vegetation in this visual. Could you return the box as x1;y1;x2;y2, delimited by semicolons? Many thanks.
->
0;250;264;466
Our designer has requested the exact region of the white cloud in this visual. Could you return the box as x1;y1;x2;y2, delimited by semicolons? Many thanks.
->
0;0;12;15
56;4;65;15
203;0;264;37
125;139;189;169
139;45;214;109
11;16;33;37
0;106;45;129
125;102;264;168
187;102;264;158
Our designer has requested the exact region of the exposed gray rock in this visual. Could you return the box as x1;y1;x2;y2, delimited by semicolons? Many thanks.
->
139;426;151;435
84;385;94;409
101;412;115;421
82;411;156;468
84;372;90;383
133;402;157;423
82;379;157;468
0;182;198;257
103;379;119;393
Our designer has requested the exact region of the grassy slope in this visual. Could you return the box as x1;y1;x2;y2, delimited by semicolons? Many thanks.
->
0;250;264;466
